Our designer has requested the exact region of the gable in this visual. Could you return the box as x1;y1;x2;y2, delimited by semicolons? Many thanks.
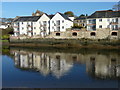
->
38;14;50;21
51;13;65;21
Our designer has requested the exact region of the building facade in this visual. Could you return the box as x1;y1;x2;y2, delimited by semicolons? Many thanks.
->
74;16;87;28
87;10;120;31
13;13;73;37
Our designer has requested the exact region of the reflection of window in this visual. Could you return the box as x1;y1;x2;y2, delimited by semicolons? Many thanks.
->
111;58;116;61
72;56;77;61
56;55;60;60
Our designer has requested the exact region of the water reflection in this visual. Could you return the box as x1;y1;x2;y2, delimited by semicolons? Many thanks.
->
10;49;120;79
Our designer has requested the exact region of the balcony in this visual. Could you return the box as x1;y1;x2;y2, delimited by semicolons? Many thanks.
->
110;22;118;25
14;26;19;28
14;31;19;32
27;25;32;27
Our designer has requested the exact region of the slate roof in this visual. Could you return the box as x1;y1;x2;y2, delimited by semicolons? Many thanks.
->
74;16;87;20
88;10;120;18
14;16;41;22
58;12;72;21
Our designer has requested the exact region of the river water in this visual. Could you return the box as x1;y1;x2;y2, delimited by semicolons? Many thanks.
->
2;47;120;88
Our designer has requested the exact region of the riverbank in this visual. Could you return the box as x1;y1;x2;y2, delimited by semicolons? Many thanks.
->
9;38;120;49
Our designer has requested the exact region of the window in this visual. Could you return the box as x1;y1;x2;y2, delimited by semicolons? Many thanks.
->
56;33;60;36
22;27;24;30
99;25;102;28
43;21;47;26
62;26;64;29
99;19;102;22
107;19;110;22
115;18;118;22
56;20;60;25
90;57;95;61
90;32;96;36
72;32;77;36
62;20;64;23
43;27;46;31
22;22;23;24
111;32;117;36
34;27;36;29
115;25;118;30
56;26;60;31
52;21;54;23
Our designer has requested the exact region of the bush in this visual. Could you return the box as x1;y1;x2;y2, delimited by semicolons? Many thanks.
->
2;35;9;40
72;23;83;29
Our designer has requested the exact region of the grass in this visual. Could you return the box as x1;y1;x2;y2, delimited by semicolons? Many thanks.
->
0;40;9;42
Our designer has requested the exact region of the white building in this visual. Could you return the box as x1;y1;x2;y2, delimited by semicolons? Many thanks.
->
13;12;73;37
87;10;120;31
13;16;41;36
50;12;73;32
0;24;9;29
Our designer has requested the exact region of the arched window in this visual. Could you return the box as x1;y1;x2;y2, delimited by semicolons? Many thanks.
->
72;32;77;36
90;32;96;36
111;32;117;36
56;33;60;36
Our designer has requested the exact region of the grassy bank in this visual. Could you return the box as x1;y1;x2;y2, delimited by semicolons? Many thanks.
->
9;38;120;49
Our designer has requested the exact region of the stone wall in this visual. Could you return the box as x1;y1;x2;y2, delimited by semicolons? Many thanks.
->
46;29;120;40
10;29;120;40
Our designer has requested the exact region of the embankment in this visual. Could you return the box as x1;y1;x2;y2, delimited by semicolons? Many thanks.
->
9;38;120;49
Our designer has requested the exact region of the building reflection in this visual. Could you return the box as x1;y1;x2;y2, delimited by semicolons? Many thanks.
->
11;49;120;79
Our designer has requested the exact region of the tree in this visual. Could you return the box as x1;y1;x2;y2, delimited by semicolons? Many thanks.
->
112;1;120;11
79;14;85;17
64;11;74;17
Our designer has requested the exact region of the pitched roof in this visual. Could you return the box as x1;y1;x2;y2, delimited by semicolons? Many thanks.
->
74;16;87;20
44;13;54;19
58;12;72;21
14;16;41;22
48;15;54;19
88;10;120;18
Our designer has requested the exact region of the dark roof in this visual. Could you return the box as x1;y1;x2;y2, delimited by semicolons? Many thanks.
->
58;12;72;21
74;16;87;20
48;15;54;19
14;16;41;22
88;10;120;18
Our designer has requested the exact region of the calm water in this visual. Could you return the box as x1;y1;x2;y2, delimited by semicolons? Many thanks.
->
2;47;120;88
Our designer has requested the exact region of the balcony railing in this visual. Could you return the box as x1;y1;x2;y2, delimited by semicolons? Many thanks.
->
110;22;118;25
14;26;19;28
